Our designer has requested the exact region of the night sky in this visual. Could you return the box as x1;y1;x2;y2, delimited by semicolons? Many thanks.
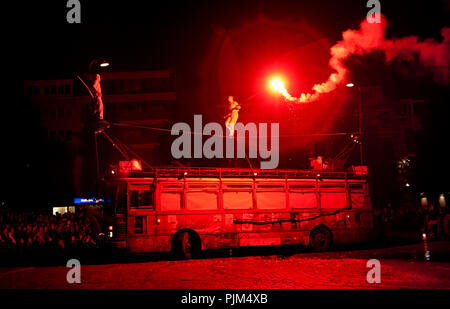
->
2;0;449;206
11;1;449;78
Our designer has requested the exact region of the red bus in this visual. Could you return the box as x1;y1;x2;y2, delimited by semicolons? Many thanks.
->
107;167;374;258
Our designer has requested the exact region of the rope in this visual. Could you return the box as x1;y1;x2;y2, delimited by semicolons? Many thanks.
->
100;130;130;161
104;129;154;170
108;121;349;139
76;75;94;99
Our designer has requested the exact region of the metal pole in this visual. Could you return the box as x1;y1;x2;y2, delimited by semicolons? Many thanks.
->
89;59;97;74
358;87;363;165
94;131;100;194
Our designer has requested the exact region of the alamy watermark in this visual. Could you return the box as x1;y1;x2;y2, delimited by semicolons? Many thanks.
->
66;259;81;283
366;259;381;283
366;0;381;23
171;115;279;169
66;0;81;24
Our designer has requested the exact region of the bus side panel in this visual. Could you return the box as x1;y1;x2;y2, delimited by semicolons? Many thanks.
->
127;213;172;253
127;235;171;253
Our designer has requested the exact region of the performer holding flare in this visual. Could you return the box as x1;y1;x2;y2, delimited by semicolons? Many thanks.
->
224;95;241;137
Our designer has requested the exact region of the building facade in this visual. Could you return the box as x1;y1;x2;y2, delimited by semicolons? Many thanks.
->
24;69;177;197
360;86;429;210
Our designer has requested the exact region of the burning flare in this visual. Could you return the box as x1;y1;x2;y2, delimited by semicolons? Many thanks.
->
269;77;319;103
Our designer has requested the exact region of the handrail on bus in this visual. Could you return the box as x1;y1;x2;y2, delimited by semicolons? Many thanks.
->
118;166;368;179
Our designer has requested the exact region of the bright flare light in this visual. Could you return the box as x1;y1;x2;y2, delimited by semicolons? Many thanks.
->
269;78;286;93
268;76;318;103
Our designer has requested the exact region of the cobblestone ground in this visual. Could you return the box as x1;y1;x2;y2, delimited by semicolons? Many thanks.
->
1;241;450;289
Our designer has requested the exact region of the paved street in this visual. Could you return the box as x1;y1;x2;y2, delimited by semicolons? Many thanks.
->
1;240;450;289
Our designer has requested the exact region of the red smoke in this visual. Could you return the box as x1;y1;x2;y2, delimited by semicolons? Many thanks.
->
294;15;450;102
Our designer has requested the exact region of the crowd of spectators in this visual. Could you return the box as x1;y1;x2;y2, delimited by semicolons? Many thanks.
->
0;209;101;249
422;203;450;239
376;202;450;239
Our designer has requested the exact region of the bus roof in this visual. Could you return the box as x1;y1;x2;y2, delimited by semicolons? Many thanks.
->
115;166;367;180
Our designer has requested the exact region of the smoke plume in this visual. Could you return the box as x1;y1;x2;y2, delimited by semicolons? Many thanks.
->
291;15;450;103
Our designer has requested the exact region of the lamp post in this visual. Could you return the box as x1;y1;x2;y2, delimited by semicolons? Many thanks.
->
346;82;364;165
88;58;110;73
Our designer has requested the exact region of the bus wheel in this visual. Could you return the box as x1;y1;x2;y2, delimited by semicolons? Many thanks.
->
177;231;200;259
309;226;332;251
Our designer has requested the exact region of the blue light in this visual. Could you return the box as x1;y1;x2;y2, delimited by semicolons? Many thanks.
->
74;198;104;204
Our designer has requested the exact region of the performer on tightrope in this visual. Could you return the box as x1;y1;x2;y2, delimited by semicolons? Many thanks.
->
224;95;241;137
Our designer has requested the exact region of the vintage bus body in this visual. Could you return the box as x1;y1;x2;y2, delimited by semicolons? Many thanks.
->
109;167;374;256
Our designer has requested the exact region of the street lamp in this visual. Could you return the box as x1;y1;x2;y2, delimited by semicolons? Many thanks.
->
89;58;110;73
346;82;363;165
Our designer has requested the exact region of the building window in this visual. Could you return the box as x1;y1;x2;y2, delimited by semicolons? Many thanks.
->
142;78;170;92
57;130;65;140
65;84;71;95
33;86;40;96
50;108;56;120
44;86;50;96
41;108;48;121
378;111;391;128
123;79;142;93
66;108;72;120
26;86;32;97
381;138;393;162
58;108;64;119
66;130;72;141
80;104;89;122
51;85;57;95
58;85;64;95
406;133;415;154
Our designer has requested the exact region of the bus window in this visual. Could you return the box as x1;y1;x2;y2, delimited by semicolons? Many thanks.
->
256;183;285;190
290;192;316;209
223;191;253;210
129;183;155;208
188;183;219;191
289;183;316;209
134;216;145;234
320;192;347;209
257;192;286;209
187;192;218;210
162;183;183;190
130;190;139;207
161;192;182;211
139;191;154;208
224;184;253;190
